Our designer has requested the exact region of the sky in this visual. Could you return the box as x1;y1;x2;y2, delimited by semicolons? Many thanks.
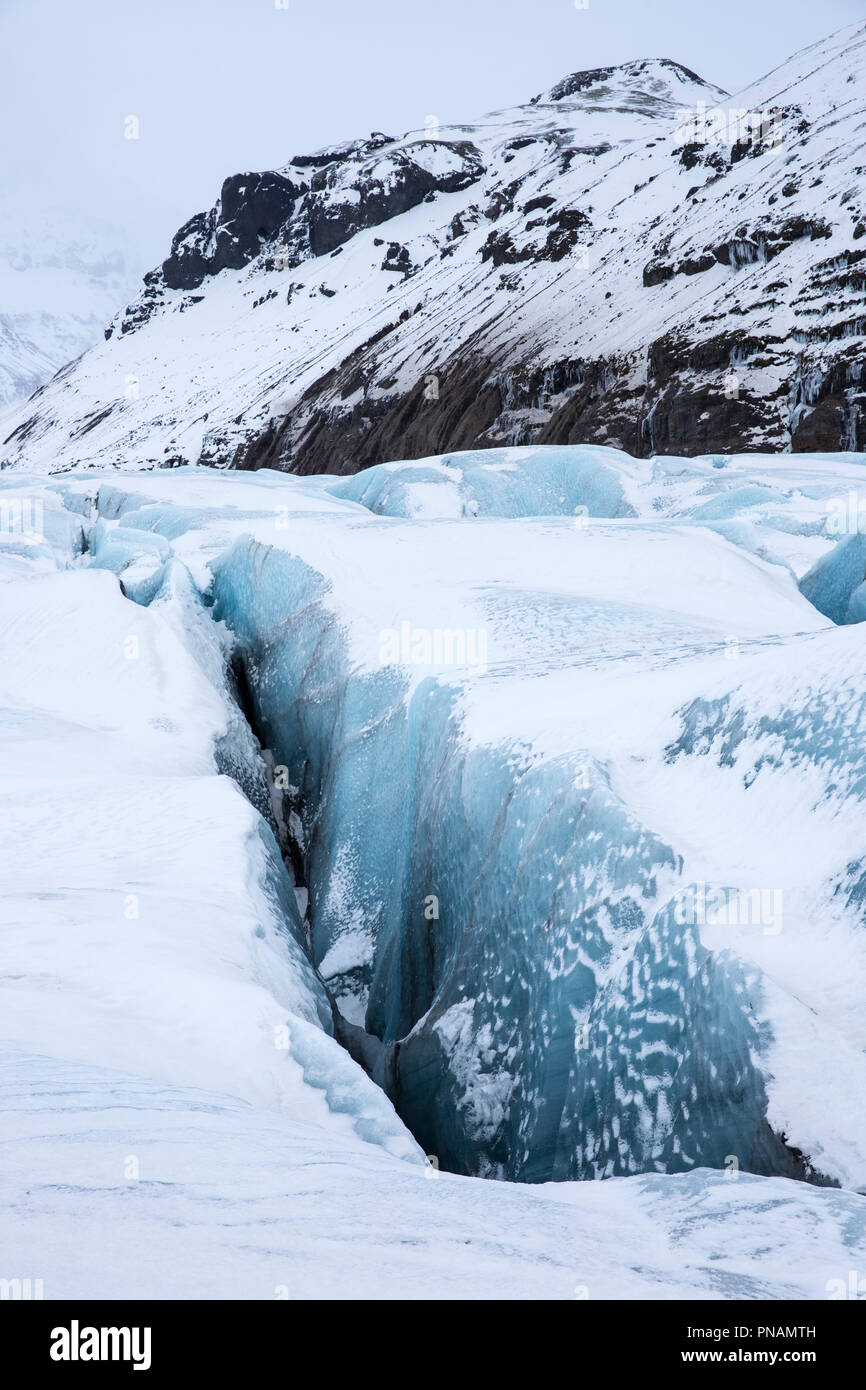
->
1;0;863;269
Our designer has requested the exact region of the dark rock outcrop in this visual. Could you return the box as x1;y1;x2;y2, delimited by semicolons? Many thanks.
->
162;172;301;290
307;141;485;256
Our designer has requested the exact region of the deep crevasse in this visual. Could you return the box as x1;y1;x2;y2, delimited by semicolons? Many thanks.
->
210;538;775;1183
32;441;866;1190
0;475;424;1167
7;425;866;1298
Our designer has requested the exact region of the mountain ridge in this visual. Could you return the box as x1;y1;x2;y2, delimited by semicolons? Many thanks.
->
2;21;864;474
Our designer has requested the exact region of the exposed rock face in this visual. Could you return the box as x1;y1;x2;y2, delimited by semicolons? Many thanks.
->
162;173;302;290
2;27;866;474
307;140;485;257
233;353;506;476
159;139;485;287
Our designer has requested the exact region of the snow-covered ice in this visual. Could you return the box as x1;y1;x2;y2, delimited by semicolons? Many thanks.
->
3;1051;865;1301
2;444;866;1297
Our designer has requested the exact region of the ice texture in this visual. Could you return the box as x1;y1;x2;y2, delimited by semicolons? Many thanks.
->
799;532;866;625
18;444;860;1194
0;507;424;1166
4;445;866;1240
331;445;638;521
3;1049;866;1300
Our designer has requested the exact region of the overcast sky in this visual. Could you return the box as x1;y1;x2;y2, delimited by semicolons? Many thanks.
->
2;0;862;266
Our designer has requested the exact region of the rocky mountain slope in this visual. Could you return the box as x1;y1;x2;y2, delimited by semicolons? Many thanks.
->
2;22;865;474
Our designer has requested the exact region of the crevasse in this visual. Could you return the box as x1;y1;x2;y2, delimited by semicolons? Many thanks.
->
207;538;796;1182
58;444;866;1188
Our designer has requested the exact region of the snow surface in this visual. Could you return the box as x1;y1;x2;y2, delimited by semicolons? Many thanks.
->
3;444;866;1296
0;507;420;1164
3;1051;864;1300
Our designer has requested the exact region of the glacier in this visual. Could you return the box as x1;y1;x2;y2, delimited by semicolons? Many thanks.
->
3;443;866;1295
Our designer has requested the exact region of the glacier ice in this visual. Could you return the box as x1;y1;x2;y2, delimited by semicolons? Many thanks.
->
799;532;866;625
12;443;858;1195
330;445;639;521
0;517;423;1165
4;442;866;1293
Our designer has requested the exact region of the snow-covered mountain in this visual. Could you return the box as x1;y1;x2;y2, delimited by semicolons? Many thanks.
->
2;23;864;476
0;201;141;410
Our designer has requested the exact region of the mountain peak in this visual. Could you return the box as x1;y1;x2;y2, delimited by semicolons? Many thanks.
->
533;57;729;111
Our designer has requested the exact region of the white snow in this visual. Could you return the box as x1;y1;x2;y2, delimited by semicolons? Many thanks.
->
3;1051;864;1300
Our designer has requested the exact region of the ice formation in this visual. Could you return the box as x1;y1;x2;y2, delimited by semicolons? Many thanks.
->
3;443;866;1295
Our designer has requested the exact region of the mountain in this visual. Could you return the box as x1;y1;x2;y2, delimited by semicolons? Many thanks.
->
2;23;865;475
0;201;141;410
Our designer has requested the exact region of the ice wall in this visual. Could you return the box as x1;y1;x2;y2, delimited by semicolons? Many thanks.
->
330;445;638;521
208;536;792;1183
